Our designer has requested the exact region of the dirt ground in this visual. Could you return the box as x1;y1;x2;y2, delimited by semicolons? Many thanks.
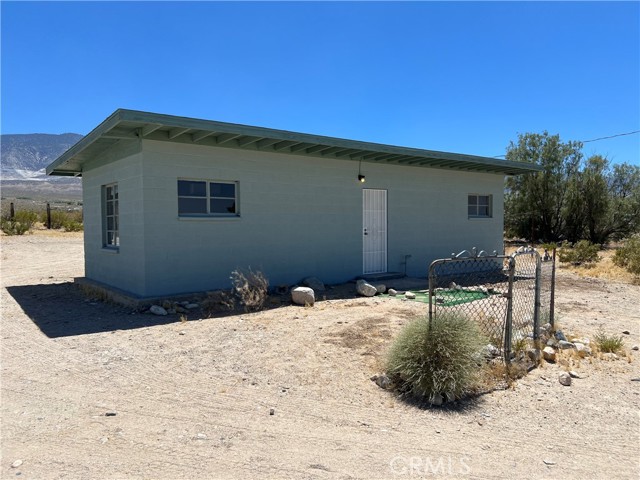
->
1;232;639;479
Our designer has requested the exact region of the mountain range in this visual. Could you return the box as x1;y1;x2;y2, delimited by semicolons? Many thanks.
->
1;133;83;180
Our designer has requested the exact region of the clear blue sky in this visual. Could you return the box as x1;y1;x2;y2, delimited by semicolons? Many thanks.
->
2;1;639;164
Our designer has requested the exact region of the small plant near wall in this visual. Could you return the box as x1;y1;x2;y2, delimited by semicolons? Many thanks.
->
230;268;269;312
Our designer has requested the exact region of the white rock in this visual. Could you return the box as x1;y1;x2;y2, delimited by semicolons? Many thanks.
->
11;460;23;468
291;286;315;306
149;305;168;316
542;346;556;362
484;344;500;357
558;340;575;349
374;284;386;294
388;288;398;296
558;372;571;386
405;291;416;299
569;370;580;378
356;279;377;297
302;276;325;292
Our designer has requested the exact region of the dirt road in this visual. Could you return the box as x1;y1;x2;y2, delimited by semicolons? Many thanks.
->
1;233;639;479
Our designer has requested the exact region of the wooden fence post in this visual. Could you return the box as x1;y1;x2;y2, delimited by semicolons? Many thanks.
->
10;202;15;220
46;203;52;229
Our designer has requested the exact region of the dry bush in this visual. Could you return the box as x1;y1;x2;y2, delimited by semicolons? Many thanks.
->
1;210;38;235
386;313;487;403
594;327;624;354
613;235;640;277
558;240;600;265
230;268;269;312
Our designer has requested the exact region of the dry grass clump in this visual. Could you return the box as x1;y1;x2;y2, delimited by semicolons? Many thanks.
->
230;268;269;312
593;327;624;354
386;313;487;403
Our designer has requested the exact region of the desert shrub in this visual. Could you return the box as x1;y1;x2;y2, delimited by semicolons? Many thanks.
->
1;210;38;235
613;235;640;276
594;328;624;354
41;210;83;231
230;268;269;312
557;240;600;265
386;312;486;403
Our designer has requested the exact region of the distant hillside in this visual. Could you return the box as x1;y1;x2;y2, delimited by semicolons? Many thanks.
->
1;133;83;180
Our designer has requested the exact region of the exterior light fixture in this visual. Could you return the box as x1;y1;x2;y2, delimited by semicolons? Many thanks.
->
357;158;365;183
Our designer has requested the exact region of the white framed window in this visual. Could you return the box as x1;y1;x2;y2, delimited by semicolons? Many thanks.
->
103;183;119;248
468;194;492;218
178;179;239;216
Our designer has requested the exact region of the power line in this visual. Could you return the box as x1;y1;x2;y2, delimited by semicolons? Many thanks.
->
581;130;640;143
494;129;640;158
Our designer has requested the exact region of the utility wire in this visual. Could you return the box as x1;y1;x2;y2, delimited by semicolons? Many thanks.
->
494;129;640;158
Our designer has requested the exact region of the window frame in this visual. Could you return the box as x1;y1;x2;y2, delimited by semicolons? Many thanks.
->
102;183;119;250
177;178;240;217
467;194;492;219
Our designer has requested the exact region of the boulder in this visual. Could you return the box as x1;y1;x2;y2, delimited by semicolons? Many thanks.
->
356;279;377;297
558;372;572;386
405;291;416;299
291;286;315;306
374;284;386;294
150;305;168;316
387;288;398;296
542;346;556;362
302;276;325;292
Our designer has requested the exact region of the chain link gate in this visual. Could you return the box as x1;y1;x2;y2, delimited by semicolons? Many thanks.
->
428;247;553;363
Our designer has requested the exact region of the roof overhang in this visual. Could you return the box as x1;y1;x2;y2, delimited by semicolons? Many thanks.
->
46;109;542;177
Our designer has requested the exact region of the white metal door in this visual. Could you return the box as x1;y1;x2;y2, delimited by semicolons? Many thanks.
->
363;189;387;274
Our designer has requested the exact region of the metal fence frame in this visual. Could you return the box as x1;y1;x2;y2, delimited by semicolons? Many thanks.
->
428;247;555;363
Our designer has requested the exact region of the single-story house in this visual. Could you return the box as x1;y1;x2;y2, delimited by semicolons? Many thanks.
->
47;109;539;299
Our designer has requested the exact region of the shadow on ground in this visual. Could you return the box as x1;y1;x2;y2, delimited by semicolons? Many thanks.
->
6;282;180;338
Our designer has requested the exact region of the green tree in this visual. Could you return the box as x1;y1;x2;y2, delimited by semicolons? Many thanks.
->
505;132;582;242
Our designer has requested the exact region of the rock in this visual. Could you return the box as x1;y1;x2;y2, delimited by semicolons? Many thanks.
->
356;279;377;297
388;288;398;296
291;286;315;306
622;330;630;335
430;393;443;406
484;344;500;357
179;331;186;335
167;308;176;314
371;374;392;389
374;284;386;294
632;345;639;351
546;338;558;347
543;459;556;466
175;306;187;313
302;276;325;292
542;346;556;362
105;411;117;417
526;348;541;364
558;340;575;349
11;460;23;468
559;372;571;386
185;303;199;310
269;408;275;416
554;330;567;342
149;305;168;316
162;300;172;310
569;370;580;378
195;433;207;440
404;291;416;299
602;352;619;361
541;323;552;333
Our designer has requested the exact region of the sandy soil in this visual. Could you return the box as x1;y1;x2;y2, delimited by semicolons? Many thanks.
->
1;233;639;479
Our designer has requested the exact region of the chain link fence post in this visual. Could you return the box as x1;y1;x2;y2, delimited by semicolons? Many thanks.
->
503;257;515;364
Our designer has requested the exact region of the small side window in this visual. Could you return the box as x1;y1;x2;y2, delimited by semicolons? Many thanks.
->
468;194;492;218
103;183;119;248
178;179;239;216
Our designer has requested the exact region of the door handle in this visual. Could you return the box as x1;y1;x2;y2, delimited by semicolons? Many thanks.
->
364;228;368;236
